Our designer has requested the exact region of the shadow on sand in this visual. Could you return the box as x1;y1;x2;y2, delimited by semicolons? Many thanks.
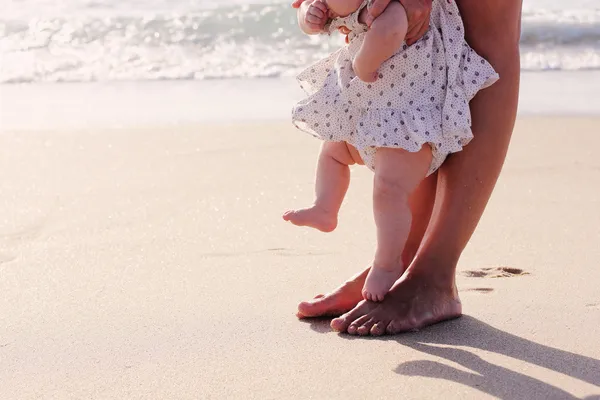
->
304;315;600;399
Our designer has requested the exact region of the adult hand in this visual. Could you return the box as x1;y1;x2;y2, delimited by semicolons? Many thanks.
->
338;26;351;43
366;0;434;46
291;0;306;9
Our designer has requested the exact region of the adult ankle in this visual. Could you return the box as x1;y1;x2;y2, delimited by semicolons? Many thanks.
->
407;252;458;287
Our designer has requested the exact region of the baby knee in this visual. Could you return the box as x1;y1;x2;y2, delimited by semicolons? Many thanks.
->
373;173;411;203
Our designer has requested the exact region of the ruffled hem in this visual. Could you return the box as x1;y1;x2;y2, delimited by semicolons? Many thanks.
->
296;45;356;97
293;102;472;175
449;43;499;102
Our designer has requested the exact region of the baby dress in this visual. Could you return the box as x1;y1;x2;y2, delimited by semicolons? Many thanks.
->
291;0;499;175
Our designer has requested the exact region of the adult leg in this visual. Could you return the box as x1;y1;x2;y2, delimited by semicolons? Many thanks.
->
331;0;523;335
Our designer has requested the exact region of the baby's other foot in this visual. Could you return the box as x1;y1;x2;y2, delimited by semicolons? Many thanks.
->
362;265;403;302
352;58;378;83
282;206;338;233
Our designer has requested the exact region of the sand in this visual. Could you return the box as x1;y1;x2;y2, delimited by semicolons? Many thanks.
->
0;116;599;399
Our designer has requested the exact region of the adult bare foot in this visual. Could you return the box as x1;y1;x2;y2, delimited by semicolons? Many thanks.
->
331;263;462;335
297;268;369;318
283;206;338;233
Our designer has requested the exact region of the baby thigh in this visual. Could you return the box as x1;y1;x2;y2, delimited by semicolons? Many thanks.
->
322;141;366;166
374;146;432;203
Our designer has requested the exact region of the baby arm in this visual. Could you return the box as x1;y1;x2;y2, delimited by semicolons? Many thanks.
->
353;1;408;82
297;0;329;35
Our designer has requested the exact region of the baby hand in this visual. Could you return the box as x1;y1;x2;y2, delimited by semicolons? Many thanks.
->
304;0;329;33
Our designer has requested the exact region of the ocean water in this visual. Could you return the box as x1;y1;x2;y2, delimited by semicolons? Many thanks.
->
1;0;599;83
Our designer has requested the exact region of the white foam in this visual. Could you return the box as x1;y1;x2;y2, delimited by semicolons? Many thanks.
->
1;0;600;83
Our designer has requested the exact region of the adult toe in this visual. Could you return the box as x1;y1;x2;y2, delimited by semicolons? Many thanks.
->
330;300;371;332
357;318;377;336
370;320;390;336
347;315;372;335
296;295;325;318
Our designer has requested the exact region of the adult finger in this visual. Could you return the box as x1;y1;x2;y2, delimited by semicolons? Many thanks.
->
338;26;351;35
405;19;426;45
407;14;430;45
336;26;350;42
400;0;425;23
291;0;306;9
367;0;392;20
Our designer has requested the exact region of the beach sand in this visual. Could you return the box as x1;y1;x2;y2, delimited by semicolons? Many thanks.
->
0;116;599;399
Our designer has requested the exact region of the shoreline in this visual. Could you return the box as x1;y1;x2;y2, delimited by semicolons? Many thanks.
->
2;70;600;133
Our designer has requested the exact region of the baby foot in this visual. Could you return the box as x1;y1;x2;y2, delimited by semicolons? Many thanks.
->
352;58;378;83
362;265;404;302
282;206;338;233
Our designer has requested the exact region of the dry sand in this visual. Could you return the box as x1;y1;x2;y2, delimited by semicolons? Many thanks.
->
0;117;599;399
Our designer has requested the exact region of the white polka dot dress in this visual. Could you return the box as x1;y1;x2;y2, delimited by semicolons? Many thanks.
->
291;0;499;175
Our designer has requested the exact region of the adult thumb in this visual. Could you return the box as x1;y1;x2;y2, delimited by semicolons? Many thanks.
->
291;0;305;8
368;0;391;20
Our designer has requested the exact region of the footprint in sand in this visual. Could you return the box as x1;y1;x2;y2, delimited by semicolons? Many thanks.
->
0;253;16;265
0;219;48;267
461;267;529;279
461;287;494;294
201;248;331;258
271;248;331;257
0;222;45;244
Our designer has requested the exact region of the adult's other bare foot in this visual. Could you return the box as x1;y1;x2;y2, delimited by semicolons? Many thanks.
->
330;262;462;335
297;268;369;318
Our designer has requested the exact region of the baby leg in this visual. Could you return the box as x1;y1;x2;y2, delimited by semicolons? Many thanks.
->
363;146;432;301
353;1;408;82
283;141;360;232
